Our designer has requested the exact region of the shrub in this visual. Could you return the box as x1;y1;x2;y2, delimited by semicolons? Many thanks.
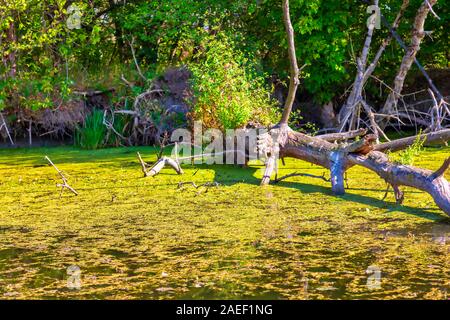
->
188;34;279;130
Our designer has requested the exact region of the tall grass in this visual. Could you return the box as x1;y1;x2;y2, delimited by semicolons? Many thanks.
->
74;110;106;149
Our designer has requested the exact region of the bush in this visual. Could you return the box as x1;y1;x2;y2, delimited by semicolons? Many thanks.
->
188;34;279;130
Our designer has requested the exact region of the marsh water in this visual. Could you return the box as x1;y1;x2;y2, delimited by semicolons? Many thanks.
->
0;146;448;299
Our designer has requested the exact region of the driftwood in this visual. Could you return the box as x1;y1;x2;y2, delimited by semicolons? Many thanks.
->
137;151;183;177
45;156;78;197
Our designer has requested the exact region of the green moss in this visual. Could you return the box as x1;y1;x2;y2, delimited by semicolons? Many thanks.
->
0;146;448;299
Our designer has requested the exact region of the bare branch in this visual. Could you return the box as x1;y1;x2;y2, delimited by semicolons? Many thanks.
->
45;156;78;197
129;37;147;83
431;157;450;180
274;172;330;183
317;128;367;142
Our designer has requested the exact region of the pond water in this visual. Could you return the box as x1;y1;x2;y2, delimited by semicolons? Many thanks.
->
0;146;448;299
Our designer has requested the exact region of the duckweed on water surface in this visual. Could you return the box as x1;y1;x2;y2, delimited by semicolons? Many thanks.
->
0;146;448;299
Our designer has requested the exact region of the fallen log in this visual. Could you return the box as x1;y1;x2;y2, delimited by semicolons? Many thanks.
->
257;0;450;216
348;151;450;213
259;125;450;215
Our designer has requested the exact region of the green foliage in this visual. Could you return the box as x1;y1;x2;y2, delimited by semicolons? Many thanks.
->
390;132;425;166
74;110;106;150
289;109;319;135
288;109;304;131
189;34;279;129
0;0;448;141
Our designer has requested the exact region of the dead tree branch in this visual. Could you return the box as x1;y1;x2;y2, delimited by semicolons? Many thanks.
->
338;0;380;134
137;152;183;177
177;181;220;190
380;0;438;126
274;172;330;184
129;36;147;83
255;0;450;216
374;129;450;152
363;0;409;85
45;156;78;197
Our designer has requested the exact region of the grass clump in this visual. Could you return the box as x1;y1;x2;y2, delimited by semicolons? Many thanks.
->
74;110;106;150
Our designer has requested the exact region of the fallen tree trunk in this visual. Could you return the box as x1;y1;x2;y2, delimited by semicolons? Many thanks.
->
259;125;450;215
348;152;450;214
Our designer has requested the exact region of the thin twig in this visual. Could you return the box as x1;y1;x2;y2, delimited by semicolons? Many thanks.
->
274;172;330;184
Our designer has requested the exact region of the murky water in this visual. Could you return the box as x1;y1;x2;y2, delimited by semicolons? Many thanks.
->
0;147;448;299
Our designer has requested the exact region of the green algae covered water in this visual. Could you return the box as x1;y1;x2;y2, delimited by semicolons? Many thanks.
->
0;146;448;299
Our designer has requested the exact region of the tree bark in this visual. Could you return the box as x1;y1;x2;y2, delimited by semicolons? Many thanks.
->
279;0;299;125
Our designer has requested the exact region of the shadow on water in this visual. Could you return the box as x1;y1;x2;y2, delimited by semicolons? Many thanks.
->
200;164;446;221
275;181;445;221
